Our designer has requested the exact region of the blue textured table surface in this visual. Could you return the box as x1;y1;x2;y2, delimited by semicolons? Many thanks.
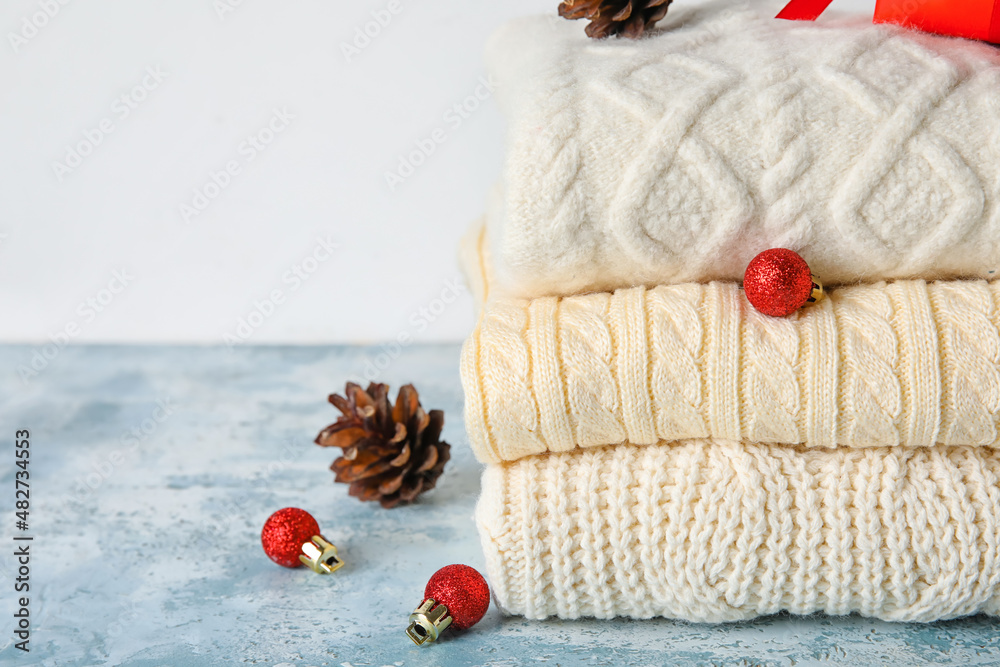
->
1;344;998;667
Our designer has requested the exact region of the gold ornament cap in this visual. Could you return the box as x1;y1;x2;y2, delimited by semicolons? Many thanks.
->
808;274;824;305
406;598;453;645
298;535;344;574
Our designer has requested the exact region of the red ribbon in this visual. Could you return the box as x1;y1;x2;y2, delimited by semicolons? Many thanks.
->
776;0;1000;43
776;0;835;21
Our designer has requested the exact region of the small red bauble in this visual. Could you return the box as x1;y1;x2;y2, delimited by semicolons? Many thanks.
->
743;248;824;317
425;564;490;630
406;564;490;645
261;507;344;574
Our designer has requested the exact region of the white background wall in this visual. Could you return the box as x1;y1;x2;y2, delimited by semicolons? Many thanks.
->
0;0;872;345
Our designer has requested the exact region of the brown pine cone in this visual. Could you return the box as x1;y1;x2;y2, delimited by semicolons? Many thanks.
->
315;382;450;509
558;0;673;39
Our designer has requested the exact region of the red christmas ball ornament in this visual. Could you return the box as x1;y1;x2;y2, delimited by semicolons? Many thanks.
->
260;507;344;574
743;248;824;317
406;564;490;645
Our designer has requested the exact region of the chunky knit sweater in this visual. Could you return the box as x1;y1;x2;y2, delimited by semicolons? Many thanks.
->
461;225;1000;463
485;1;1000;299
477;440;1000;622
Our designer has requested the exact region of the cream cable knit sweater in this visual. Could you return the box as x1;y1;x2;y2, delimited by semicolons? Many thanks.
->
461;225;1000;463
486;2;1000;299
477;440;1000;622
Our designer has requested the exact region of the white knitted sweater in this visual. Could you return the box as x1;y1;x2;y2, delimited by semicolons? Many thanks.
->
486;1;1000;298
477;440;1000;622
462;224;1000;463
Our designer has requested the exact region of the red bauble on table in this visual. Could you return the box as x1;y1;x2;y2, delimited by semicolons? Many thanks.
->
425;564;490;630
261;507;319;567
743;248;823;317
260;507;344;574
406;564;490;645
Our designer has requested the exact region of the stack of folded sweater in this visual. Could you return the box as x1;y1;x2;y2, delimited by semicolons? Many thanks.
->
460;0;1000;622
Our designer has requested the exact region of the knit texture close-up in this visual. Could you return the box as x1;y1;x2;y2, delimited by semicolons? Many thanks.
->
477;440;1000;622
484;3;1000;298
462;225;1000;463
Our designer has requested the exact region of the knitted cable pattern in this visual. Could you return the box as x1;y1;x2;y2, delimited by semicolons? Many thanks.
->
461;265;1000;463
485;3;1000;299
477;440;1000;622
648;284;708;441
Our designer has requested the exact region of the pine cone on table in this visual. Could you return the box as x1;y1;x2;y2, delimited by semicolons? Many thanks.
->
558;0;673;39
315;382;450;509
